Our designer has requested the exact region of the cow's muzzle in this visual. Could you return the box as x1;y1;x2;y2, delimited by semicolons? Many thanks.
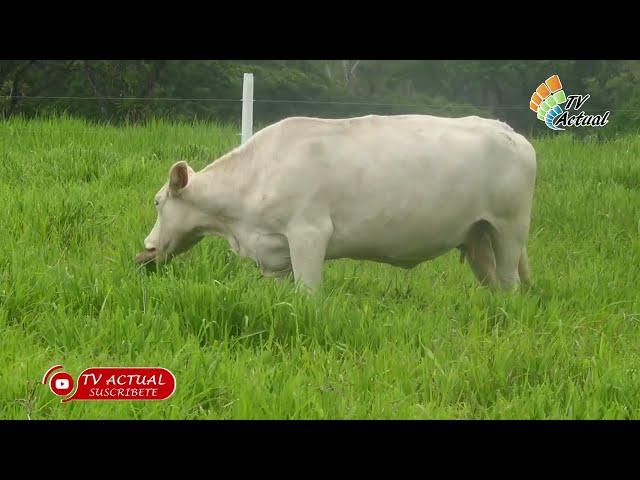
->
135;248;157;265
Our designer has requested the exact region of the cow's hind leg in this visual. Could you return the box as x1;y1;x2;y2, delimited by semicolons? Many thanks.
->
488;221;529;292
462;220;498;288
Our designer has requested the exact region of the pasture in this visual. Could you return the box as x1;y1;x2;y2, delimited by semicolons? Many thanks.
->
1;117;639;419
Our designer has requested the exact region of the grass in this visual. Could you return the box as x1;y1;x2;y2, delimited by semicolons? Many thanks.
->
1;116;640;419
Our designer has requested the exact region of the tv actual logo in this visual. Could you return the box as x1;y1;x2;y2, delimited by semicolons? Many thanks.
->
42;365;176;403
529;75;610;131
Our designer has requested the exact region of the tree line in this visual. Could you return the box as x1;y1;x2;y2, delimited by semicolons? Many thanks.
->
1;60;636;136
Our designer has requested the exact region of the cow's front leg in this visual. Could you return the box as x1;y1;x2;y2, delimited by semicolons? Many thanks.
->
285;220;333;291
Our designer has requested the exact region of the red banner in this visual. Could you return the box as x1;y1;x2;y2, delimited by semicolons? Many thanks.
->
43;366;176;402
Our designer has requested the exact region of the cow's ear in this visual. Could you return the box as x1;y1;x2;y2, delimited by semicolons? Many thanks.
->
169;161;190;191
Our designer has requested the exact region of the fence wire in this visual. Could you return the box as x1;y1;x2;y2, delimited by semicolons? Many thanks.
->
1;95;537;110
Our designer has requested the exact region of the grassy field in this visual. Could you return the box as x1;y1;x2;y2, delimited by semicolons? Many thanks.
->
1;117;640;419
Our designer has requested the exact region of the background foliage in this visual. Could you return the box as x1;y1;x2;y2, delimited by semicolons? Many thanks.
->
1;60;634;136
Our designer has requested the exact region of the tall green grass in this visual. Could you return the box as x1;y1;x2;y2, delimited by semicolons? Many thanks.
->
1;117;639;419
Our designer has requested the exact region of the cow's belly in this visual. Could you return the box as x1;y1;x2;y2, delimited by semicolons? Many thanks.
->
326;225;467;267
332;229;460;260
325;202;484;267
321;160;498;266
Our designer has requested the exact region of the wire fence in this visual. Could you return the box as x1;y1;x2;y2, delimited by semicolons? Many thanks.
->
1;95;627;113
0;94;625;142
0;95;536;110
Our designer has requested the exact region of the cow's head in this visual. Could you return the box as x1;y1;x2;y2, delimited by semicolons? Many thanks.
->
136;160;206;266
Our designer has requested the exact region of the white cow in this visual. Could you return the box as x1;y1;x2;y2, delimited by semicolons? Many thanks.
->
136;114;537;291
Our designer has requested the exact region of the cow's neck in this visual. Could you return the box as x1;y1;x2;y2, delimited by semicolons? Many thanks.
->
188;145;256;247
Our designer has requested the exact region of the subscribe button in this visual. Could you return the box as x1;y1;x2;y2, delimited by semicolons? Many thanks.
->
43;365;176;402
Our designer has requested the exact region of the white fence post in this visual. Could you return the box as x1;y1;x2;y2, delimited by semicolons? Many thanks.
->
241;73;254;144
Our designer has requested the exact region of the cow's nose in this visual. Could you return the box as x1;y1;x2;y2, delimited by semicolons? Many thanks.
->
144;239;156;251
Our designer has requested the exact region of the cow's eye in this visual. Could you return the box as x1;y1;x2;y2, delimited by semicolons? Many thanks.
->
154;199;160;206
